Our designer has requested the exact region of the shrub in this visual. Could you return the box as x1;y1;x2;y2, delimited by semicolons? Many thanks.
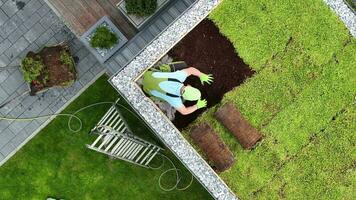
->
125;0;157;16
90;26;118;49
20;56;45;83
60;50;75;72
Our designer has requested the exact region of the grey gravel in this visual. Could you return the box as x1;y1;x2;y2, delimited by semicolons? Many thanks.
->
111;0;238;200
324;0;356;37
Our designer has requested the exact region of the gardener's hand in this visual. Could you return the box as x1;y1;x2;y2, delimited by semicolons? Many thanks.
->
196;99;207;109
199;73;214;85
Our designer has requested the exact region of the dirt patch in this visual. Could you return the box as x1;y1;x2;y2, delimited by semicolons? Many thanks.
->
27;44;76;95
168;19;254;129
190;122;235;172
215;102;262;149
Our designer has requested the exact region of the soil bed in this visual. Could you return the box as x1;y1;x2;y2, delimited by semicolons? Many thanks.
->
168;19;254;129
27;44;76;95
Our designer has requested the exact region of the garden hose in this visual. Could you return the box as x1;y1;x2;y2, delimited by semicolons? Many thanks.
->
0;100;193;192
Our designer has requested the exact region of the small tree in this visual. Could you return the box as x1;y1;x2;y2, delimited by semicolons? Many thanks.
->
20;56;45;83
90;26;118;49
126;0;157;16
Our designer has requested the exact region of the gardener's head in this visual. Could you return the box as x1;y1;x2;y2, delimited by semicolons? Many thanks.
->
182;85;201;101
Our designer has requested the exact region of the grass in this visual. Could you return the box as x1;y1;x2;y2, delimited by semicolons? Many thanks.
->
179;0;356;199
0;75;212;200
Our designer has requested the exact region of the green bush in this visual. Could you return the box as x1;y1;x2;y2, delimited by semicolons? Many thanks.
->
125;0;157;16
20;56;45;83
60;50;75;72
90;26;118;49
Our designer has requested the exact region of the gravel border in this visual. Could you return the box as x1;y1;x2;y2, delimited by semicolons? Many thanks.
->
110;0;237;199
324;0;356;37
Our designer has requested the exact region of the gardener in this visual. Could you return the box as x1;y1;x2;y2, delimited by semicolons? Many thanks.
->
142;63;213;115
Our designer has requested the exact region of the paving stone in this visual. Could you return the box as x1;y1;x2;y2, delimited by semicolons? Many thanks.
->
0;68;10;83
0;53;10;67
23;12;40;29
0;117;11;133
11;129;28;147
24;120;40;136
1;0;18;18
0;8;8;26
0;17;19;38
34;28;54;47
62;81;82;100
0;85;9;103
8;121;30;135
24;22;45;43
79;71;94;86
90;62;104;75
0;152;4;161
36;3;50;17
21;0;41;17
2;69;24;95
7;25;26;43
0;38;11;54
4;37;29;59
0;141;16;157
0;92;22;115
0;128;14;149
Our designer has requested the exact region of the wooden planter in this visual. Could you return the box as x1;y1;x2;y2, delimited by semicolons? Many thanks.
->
190;122;235;172
23;43;77;96
215;102;262;149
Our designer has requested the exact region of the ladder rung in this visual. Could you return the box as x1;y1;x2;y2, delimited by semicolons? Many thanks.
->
112;118;124;130
139;147;156;165
110;138;125;154
98;106;115;126
119;141;136;157
104;136;119;152
122;143;139;158
128;145;144;160
91;134;104;147
102;110;119;127
98;135;113;149
108;114;121;127
135;145;150;163
113;139;129;154
144;149;160;166
116;140;133;156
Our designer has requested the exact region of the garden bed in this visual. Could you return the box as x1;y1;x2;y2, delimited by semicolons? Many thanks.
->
24;44;76;95
167;19;254;129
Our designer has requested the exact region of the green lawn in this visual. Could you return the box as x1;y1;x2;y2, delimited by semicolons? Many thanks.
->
181;0;355;199
0;75;212;200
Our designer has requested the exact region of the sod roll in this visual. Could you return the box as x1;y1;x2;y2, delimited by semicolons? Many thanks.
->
215;102;262;149
190;122;235;172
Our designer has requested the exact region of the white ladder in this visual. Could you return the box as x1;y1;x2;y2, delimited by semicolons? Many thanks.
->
87;101;163;168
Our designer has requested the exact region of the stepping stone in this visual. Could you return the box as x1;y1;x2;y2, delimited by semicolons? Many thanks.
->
215;102;262;150
190;122;235;172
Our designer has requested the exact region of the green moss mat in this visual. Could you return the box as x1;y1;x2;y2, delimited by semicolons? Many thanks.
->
180;0;355;199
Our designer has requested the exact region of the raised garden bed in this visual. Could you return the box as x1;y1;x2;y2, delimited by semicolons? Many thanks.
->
80;16;128;63
167;19;255;129
21;43;76;95
117;0;172;29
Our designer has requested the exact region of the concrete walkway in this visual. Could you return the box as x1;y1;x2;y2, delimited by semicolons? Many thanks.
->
0;0;105;164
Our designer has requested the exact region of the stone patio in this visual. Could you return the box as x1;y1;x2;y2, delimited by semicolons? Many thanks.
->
0;0;105;164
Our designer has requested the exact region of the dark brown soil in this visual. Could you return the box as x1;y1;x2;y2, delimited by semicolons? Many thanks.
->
168;19;254;129
27;44;76;95
190;122;235;172
215;102;262;149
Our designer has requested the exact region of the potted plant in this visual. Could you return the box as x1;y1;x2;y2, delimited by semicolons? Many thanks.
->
20;43;77;95
125;0;158;16
117;0;171;29
90;26;119;49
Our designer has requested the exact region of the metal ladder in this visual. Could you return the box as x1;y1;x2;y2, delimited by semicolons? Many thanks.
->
87;100;163;168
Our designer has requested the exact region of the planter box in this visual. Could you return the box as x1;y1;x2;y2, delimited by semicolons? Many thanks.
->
117;0;172;29
80;16;128;63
